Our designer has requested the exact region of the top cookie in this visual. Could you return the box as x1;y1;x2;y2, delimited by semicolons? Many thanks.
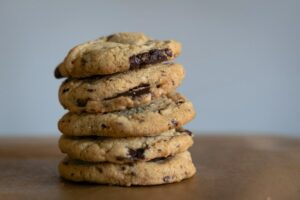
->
55;32;181;78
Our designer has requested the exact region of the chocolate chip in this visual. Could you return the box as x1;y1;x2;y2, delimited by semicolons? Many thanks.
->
121;166;126;171
128;148;145;160
129;56;141;68
104;83;150;101
76;98;90;107
62;88;69;93
163;176;171;183
129;48;173;68
177;129;193;136
63;160;69;165
54;67;63;78
165;49;173;57
106;34;115;41
96;167;103;173
151;157;166;162
171;119;179;127
130;172;137;176
71;173;74;176
171;80;175;86
175;99;185;105
101;124;108;129
116;156;125;161
87;88;96;92
81;58;87;66
185;130;193;136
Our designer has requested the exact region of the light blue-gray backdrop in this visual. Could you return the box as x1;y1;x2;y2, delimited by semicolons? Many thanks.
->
0;0;299;136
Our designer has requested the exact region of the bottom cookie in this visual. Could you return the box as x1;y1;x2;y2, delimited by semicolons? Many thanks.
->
59;151;196;186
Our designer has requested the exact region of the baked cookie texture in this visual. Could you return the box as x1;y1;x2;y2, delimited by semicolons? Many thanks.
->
59;63;185;113
58;151;196;186
55;32;181;78
58;93;195;137
55;32;197;186
59;129;193;163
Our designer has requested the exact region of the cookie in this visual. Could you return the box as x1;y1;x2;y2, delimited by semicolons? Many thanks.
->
59;151;196;186
59;63;185;113
59;129;193;163
58;93;195;137
55;32;181;78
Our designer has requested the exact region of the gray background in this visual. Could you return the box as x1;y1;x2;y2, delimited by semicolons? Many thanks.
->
0;0;299;136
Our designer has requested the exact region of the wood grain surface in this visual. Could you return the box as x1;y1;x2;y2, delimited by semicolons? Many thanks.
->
0;135;299;200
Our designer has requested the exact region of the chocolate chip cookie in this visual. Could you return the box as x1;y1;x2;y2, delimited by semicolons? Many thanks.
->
58;93;195;137
59;151;196;186
59;63;185;113
59;129;193;163
55;32;181;78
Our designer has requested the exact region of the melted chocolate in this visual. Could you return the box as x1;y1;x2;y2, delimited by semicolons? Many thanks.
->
129;48;173;68
128;148;145;160
104;83;150;101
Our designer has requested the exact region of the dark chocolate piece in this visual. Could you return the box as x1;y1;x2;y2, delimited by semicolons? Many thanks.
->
87;88;96;92
96;167;103;173
106;34;115;41
171;119;179;127
177;129;193;136
185;130;193;136
116;156;125;161
150;157;166;162
101;124;108;129
128;148;145;160
81;58;87;66
104;83;150;101
62;88;69;93
129;48;173;68
54;67;63;78
163;176;171;183
76;98;90;107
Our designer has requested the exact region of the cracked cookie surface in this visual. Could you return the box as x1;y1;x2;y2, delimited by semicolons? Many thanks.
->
59;151;196;186
59;63;184;113
55;32;181;78
58;93;195;137
59;129;193;163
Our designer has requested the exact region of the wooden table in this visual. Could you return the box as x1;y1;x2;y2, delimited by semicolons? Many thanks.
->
0;135;299;200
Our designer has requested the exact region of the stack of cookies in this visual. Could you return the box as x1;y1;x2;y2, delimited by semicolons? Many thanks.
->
55;32;196;186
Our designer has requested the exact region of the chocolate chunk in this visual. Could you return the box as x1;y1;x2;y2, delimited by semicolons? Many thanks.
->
106;34;115;41
96;167;103;173
185;130;193;136
129;48;173;68
81;58;87;66
130;172;137;176
128;148;145;160
128;163;134;167
116;156;125;161
150;157;166;162
54;67;63;78
62;88;69;93
101;124;108;129
76;98;90;107
171;119;179;127
165;49;173;57
104;83;150;101
163;176;171;183
177;129;193;136
87;88;96;92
